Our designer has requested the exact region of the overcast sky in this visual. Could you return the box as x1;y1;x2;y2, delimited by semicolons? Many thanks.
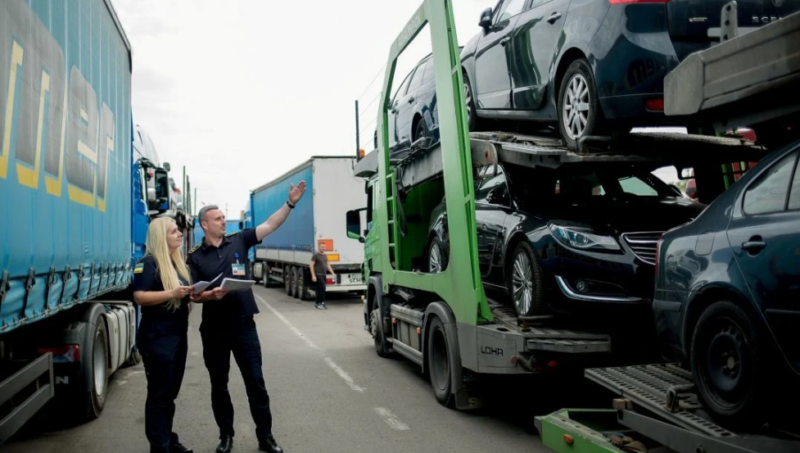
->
113;0;490;219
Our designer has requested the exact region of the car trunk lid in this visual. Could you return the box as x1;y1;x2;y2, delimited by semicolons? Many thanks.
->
667;0;800;42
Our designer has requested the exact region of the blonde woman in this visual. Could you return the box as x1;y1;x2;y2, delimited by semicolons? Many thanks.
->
133;217;194;453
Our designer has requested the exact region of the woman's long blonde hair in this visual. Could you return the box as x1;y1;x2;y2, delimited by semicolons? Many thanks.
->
145;217;192;311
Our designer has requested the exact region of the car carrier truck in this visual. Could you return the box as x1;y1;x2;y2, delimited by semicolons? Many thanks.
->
0;0;180;444
249;156;367;299
349;0;800;451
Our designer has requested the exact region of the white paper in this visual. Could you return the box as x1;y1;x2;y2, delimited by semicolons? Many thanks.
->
220;278;255;292
192;273;223;293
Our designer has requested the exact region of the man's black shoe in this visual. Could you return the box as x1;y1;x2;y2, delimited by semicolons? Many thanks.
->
258;436;284;453
170;441;193;453
216;436;234;453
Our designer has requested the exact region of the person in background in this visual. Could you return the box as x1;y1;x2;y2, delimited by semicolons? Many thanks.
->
310;242;336;310
133;217;195;453
188;181;306;453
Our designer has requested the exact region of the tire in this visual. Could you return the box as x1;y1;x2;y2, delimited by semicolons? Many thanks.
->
262;264;270;288
284;266;292;295
84;318;109;420
427;236;449;274
370;306;393;358
558;59;602;150
690;301;766;427
299;268;310;300
427;316;455;407
124;348;142;367
291;267;300;299
507;242;545;317
463;72;479;131
414;119;427;143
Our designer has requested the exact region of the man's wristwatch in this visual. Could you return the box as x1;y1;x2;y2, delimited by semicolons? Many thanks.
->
286;200;295;209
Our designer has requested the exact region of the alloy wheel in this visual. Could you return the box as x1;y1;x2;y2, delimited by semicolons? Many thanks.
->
562;74;591;140
512;251;534;316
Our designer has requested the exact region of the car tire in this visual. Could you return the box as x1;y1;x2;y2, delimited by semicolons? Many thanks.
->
427;315;455;408
427;236;449;274
507;242;545;317
463;72;479;132
690;300;767;428
558;59;602;150
414;119;427;143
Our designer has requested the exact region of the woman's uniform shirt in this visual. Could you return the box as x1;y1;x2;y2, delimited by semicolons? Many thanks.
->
133;256;190;339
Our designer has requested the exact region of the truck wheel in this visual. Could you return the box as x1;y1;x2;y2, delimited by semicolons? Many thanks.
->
691;301;766;428
296;268;308;300
84;317;109;420
370;307;393;358
284;267;292;295
427;316;455;407
262;264;270;288
292;266;303;299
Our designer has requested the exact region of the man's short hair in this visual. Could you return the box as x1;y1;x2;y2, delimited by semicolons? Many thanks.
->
198;205;219;229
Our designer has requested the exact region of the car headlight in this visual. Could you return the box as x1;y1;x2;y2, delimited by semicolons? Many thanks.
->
550;225;620;251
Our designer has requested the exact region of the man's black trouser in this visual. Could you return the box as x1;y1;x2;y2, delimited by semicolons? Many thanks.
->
140;331;188;453
201;316;273;441
315;273;326;304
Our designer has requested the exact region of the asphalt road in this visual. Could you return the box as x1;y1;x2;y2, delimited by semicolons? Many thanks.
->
3;286;604;453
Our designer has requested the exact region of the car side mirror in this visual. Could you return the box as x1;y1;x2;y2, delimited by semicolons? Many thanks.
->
152;168;170;211
479;7;493;28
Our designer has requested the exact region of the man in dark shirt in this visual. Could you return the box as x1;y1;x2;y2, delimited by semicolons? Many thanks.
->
187;181;305;453
309;243;335;310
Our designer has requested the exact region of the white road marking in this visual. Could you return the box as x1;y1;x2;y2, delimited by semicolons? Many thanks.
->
255;294;364;392
374;407;410;431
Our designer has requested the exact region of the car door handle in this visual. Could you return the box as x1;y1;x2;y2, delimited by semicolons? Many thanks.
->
741;239;766;253
500;37;510;46
407;96;415;104
547;12;562;24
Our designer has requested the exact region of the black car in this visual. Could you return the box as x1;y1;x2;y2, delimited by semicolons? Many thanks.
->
459;0;799;148
654;139;800;426
426;160;705;318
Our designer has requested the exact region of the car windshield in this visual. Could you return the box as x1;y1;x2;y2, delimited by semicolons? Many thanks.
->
504;163;677;209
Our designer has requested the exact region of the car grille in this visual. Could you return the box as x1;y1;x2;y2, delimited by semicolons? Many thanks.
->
621;232;662;265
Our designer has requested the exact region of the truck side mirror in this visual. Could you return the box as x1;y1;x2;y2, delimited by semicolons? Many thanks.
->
346;208;366;242
154;168;170;210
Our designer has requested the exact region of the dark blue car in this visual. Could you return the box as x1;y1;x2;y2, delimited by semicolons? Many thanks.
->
654;139;800;426
459;0;799;148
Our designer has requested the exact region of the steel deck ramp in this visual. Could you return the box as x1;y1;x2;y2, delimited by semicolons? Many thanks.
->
487;299;611;354
587;364;734;438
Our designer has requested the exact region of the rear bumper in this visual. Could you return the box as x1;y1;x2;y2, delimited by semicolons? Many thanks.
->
325;284;366;293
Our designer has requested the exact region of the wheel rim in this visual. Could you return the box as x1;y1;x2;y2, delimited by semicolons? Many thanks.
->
512;251;534;316
429;243;442;274
704;317;748;407
431;328;450;392
562;74;591;140
464;82;473;119
94;331;107;397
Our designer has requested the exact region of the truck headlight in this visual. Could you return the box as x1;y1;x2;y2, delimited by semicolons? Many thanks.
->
550;225;620;251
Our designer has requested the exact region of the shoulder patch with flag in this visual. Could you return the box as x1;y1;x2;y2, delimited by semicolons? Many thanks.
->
134;262;144;274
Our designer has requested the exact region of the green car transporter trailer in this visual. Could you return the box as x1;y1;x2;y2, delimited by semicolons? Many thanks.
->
348;1;800;452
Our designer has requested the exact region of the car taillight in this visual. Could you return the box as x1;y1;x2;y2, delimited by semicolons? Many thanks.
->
646;98;665;112
609;0;669;4
655;237;663;277
326;277;336;285
39;344;81;363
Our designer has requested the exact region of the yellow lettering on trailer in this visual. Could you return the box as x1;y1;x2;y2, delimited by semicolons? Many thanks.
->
17;70;50;189
1;40;24;179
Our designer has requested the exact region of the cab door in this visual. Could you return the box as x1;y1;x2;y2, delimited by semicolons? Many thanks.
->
474;0;529;109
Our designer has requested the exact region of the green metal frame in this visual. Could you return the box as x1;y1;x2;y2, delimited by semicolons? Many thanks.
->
375;0;493;324
536;409;626;453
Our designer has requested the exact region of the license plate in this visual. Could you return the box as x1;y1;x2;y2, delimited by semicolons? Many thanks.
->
349;273;363;284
